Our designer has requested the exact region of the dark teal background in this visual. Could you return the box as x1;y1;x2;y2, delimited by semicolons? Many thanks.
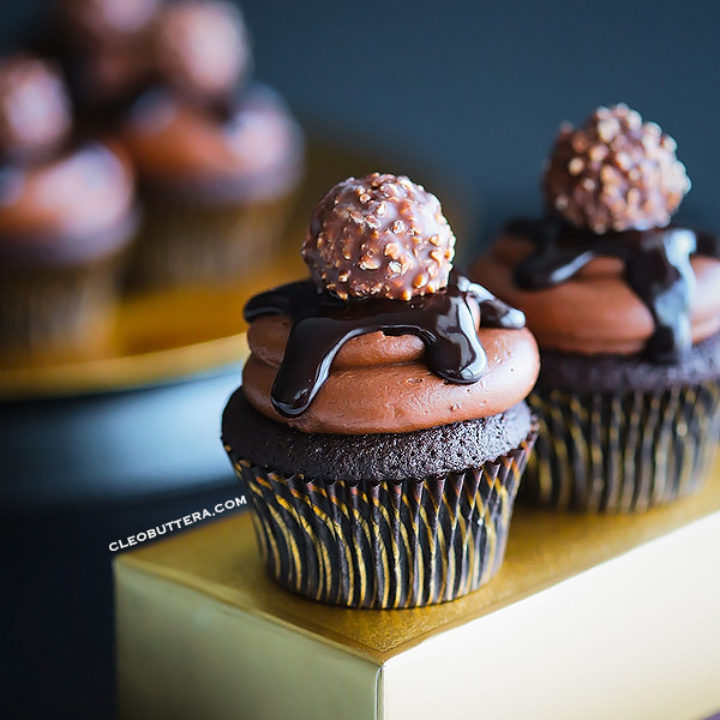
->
3;1;720;718
237;0;720;239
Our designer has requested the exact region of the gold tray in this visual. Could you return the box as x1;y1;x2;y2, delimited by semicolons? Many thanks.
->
116;460;720;719
120;465;720;662
0;139;469;400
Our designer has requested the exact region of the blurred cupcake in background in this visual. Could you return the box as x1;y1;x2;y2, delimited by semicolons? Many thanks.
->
472;104;720;512
118;0;304;290
51;0;160;117
0;55;138;363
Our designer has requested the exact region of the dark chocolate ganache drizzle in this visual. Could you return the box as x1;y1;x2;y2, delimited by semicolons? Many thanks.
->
244;271;526;417
509;216;720;363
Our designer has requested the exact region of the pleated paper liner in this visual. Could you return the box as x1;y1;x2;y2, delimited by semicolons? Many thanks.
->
126;190;296;290
0;255;123;364
231;429;537;609
523;380;720;513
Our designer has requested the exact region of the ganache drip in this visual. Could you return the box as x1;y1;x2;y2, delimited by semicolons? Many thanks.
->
509;216;720;363
244;271;526;417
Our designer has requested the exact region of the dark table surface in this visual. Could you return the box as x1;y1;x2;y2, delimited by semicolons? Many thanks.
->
2;483;247;718
4;0;720;717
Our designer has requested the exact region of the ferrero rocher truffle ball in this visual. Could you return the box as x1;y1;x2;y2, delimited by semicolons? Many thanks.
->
543;104;691;234
303;173;456;301
153;1;250;101
0;56;72;160
56;0;160;46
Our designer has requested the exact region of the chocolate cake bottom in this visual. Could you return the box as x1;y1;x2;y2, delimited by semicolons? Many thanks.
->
524;336;720;512
222;390;537;608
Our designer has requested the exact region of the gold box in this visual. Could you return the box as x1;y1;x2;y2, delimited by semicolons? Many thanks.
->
116;474;720;720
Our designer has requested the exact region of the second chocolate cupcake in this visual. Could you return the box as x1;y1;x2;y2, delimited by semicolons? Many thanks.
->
223;173;539;608
120;1;303;290
0;55;138;363
473;104;720;513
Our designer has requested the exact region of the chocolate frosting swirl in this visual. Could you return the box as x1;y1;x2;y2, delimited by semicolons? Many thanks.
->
120;84;303;202
0;140;137;266
509;217;720;363
244;271;525;417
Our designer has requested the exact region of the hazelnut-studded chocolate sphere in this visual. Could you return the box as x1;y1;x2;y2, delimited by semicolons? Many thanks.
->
0;56;72;160
55;0;160;46
303;173;456;301
153;0;251;102
543;104;691;234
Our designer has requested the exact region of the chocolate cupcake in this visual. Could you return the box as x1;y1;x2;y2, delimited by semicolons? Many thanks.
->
0;55;138;363
119;1;302;290
222;173;539;608
472;104;720;513
51;0;160;116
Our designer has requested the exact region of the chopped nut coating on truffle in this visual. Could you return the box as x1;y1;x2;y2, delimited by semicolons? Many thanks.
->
153;1;250;101
0;56;72;160
55;0;160;45
303;173;456;300
543;104;690;234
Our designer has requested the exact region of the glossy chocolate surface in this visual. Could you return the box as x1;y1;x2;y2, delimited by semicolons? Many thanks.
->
510;216;720;363
244;271;525;417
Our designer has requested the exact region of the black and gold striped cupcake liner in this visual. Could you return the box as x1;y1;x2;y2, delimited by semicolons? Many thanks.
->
524;380;720;513
0;256;122;363
126;191;295;290
232;430;536;609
